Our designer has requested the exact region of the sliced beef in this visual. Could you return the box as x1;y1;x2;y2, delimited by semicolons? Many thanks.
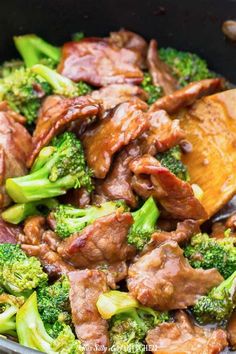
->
109;29;148;68
149;78;223;114
60;188;91;208
97;261;128;289
19;216;46;245
0;217;21;244
147;39;178;95
57;212;135;268
146;310;228;354
82;99;148;179
127;241;223;310
94;142;141;208
228;311;236;349
140;109;185;155
0;104;32;207
130;155;207;220
58;38;143;86
91;84;148;111
0;101;26;124
68;269;109;353
27;95;101;167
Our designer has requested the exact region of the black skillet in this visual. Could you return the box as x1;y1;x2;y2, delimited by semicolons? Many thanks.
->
0;0;235;353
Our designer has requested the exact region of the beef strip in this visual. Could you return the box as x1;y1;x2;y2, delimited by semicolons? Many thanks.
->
149;78;223;114
130;155;207;220
0;217;21;244
58;38;143;87
0;101;26;125
93;142;141;208
109;29;148;68
59;188;91;208
27;95;101;167
147;39;178;95
57;212;135;268
139;109;185;155
127;240;223;310
146;310;228;354
227;311;236;349
91;84;148;111
82;99;148;179
97;261;128;289
68;269;109;353
19;216;46;245
0;104;32;207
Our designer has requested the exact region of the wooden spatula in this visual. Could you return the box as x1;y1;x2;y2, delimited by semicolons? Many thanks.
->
177;89;236;219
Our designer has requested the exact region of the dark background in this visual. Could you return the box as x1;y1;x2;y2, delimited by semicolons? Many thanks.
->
0;0;236;81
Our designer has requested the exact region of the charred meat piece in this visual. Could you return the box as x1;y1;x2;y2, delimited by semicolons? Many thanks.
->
0;217;21;244
227;311;236;349
146;310;228;354
147;39;178;95
149;78;223;114
58;38;143;86
127;241;223;310
130;155;207;220
94;142;141;208
27;95;101;167
20;216;46;245
0;103;32;207
82;99;148;179
68;269;109;353
91;84;148;111
60;187;91;208
57;212;135;268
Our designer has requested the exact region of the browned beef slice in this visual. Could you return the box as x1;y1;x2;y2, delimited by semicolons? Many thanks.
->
0;101;26;124
68;269;109;353
58;38;143;86
97;261;128;289
0;104;32;207
109;29;148;68
18;216;46;245
57;212;135;268
129;155;207;220
27;95;101;167
0;217;21;244
91;84;148;111
94;142;141;208
149;78;223;114
127;241;223;310
147;39;178;95
59;188;91;208
228;311;236;349
146;310;228;354
82;99;148;179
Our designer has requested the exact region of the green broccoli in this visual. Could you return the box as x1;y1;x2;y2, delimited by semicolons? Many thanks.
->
0;293;24;336
184;233;236;279
6;132;93;204
0;244;48;297
54;200;127;239
32;64;92;97
127;197;159;251
37;276;71;338
1;198;58;224
156;145;190;181
0;59;24;78
159;47;215;87
193;270;236;324
0;67;52;124
14;34;61;68
97;290;169;354
16;291;84;354
141;73;163;104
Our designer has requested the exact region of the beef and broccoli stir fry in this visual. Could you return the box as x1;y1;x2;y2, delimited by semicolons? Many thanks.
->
0;29;235;354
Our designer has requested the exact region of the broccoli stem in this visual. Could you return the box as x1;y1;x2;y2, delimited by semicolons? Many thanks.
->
212;270;236;299
0;304;18;335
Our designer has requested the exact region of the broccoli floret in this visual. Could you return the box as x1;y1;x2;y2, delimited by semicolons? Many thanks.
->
32;64;92;97
127;197;159;251
0;59;24;78
184;233;236;279
14;34;61;68
159;47;215;87
37;276;71;338
0;293;24;336
141;73;163;104
193;270;236;324
0;67;52;124
71;32;85;41
6;132;93;204
54;200;127;239
16;291;84;354
97;290;169;354
156;145;190;181
0;244;48;297
1;198;58;225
